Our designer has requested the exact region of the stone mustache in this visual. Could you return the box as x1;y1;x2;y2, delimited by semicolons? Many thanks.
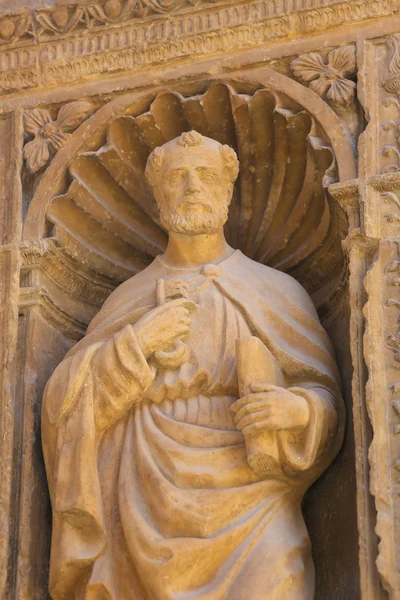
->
42;130;344;599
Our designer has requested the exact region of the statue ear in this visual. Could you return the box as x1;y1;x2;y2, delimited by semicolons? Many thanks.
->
225;181;234;205
152;186;163;208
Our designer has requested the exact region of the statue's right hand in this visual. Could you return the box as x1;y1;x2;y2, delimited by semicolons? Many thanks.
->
133;297;197;359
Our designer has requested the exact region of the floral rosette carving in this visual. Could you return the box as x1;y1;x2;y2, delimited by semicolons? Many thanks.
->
24;101;93;173
291;46;356;106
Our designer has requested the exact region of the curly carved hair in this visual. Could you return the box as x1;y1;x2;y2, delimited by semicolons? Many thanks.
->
145;131;239;188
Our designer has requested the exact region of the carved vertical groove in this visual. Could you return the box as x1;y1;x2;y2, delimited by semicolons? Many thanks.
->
0;110;23;599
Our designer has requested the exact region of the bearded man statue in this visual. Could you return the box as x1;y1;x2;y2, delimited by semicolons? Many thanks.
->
42;130;344;600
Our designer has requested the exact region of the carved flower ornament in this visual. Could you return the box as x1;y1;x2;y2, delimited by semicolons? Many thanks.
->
291;46;356;106
24;102;93;173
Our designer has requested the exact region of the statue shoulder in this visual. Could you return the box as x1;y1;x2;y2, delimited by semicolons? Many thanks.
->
232;253;318;317
102;265;155;309
87;259;161;334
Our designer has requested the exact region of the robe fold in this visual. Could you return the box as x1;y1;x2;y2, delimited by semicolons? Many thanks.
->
42;249;344;600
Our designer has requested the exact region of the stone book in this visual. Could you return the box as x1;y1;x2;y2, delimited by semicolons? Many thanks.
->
236;336;285;477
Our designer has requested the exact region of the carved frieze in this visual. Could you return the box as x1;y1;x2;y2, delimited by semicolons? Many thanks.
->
35;0;208;35
0;0;397;94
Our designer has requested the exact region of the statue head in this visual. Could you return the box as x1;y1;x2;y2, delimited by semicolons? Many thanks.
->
145;131;239;235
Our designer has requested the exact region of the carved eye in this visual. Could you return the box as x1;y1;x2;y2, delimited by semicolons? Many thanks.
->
196;168;217;182
166;170;184;184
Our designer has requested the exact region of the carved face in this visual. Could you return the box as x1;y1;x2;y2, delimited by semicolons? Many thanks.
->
154;145;233;235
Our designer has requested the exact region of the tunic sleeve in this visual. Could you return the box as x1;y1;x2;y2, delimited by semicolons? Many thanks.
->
91;324;155;433
277;386;341;481
42;324;154;599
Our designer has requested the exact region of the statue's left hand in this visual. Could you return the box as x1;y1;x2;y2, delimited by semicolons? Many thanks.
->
231;383;310;435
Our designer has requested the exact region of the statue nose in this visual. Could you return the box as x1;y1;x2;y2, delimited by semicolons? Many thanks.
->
185;171;201;193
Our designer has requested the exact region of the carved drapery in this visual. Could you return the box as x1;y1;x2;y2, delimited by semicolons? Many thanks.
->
2;2;400;597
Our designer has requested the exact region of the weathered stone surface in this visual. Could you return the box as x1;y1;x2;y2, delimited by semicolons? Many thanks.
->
2;1;400;599
42;132;345;599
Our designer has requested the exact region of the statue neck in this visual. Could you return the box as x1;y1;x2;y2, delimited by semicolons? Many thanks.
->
161;229;234;268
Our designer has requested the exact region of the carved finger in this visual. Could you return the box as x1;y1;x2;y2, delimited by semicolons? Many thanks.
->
233;400;271;423
166;298;198;312
242;418;283;435
154;340;189;366
230;392;266;413
173;323;190;337
168;307;190;319
177;316;191;327
236;409;271;430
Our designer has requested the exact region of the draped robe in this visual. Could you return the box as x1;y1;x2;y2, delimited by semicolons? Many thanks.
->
42;249;344;600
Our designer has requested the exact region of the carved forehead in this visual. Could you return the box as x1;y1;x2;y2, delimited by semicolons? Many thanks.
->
145;130;239;187
162;144;225;171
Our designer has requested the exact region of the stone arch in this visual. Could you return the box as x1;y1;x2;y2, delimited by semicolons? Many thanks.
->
23;70;356;329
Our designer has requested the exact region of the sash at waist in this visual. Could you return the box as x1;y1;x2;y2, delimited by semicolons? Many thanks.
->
155;394;238;431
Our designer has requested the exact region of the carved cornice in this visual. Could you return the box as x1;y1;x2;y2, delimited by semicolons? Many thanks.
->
0;0;397;95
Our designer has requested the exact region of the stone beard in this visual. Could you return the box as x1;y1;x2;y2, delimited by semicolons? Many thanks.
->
42;131;344;600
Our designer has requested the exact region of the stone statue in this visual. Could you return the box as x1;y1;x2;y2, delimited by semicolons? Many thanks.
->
42;131;345;600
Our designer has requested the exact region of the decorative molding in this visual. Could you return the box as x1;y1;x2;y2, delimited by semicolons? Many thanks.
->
364;239;400;597
381;35;400;173
23;101;93;173
291;45;356;106
381;191;400;223
0;9;34;46
328;178;360;230
367;173;400;226
0;0;397;94
20;239;115;305
382;34;400;95
19;285;86;339
382;242;400;593
329;179;360;208
369;171;400;192
34;0;208;35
